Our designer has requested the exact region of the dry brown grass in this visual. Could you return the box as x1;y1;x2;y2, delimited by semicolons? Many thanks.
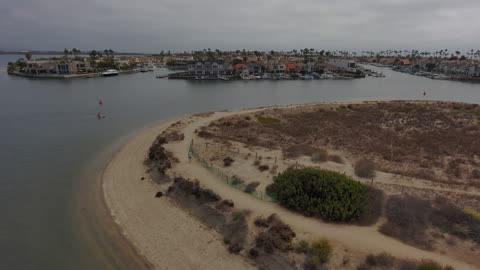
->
200;101;480;185
380;194;480;250
354;159;376;178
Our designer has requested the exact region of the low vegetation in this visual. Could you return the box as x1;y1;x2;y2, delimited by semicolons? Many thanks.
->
244;181;260;193
327;154;344;164
256;116;281;124
380;195;480;250
309;238;333;264
357;252;454;270
201;101;480;185
267;168;382;223
254;214;296;253
223;157;234;167
464;207;480;220
283;144;319;159
145;135;177;175
311;149;328;162
258;164;269;172
355;158;376;178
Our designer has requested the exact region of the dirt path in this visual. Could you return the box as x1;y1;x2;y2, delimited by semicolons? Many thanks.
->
165;111;478;270
103;120;254;270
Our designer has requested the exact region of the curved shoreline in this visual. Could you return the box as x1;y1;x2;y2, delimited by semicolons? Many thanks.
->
102;117;253;270
102;102;479;270
72;126;155;270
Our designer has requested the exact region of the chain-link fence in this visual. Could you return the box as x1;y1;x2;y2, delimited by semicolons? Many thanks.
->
189;142;277;202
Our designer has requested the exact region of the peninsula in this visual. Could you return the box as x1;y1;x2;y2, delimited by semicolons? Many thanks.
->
103;100;480;270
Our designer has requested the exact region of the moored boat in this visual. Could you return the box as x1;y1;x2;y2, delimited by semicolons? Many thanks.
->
101;69;119;77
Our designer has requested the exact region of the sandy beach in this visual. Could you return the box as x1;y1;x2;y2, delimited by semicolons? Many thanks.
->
102;119;254;270
102;103;479;270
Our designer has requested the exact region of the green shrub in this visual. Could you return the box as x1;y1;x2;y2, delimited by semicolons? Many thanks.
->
271;168;372;222
355;158;376;178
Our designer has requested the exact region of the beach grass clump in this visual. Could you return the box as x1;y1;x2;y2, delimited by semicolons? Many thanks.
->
244;181;260;194
223;157;234;167
269;168;379;223
304;238;333;269
464;207;480;220
354;158;376;178
311;149;328;163
293;240;310;253
335;106;349;113
256;116;281;124
232;211;245;221
327;154;344;164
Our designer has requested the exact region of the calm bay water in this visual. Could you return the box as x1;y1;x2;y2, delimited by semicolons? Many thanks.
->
1;55;480;270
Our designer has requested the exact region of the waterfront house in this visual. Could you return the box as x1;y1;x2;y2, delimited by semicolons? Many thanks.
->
327;59;357;71
272;63;287;74
247;62;266;75
25;60;55;75
286;63;298;74
187;61;232;77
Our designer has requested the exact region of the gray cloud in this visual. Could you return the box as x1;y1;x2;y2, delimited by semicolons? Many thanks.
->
1;0;480;52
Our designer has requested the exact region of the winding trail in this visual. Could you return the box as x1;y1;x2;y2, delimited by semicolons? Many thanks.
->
165;111;478;270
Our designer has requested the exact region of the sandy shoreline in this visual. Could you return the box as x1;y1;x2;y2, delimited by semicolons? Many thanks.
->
102;117;254;270
102;102;479;270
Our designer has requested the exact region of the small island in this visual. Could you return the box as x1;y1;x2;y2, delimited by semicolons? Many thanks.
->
6;49;138;79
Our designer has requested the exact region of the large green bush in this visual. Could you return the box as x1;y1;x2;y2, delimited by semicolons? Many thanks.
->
270;168;371;222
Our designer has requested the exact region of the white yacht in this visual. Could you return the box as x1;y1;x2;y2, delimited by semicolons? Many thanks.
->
101;69;119;77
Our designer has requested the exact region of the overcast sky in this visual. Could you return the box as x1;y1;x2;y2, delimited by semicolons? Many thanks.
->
1;0;480;52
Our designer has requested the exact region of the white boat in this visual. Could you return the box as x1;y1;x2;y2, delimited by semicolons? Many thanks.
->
320;73;334;79
261;73;272;80
101;69;119;77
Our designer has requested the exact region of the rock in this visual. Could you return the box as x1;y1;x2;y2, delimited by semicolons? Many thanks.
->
141;177;145;180
155;191;163;198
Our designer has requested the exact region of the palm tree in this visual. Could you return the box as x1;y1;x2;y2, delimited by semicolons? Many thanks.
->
25;52;32;60
64;48;69;59
89;50;98;59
